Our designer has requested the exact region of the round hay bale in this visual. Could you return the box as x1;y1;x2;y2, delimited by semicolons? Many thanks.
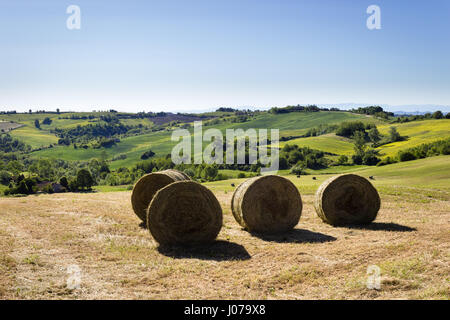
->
147;181;223;245
314;174;380;226
231;175;302;233
131;169;191;222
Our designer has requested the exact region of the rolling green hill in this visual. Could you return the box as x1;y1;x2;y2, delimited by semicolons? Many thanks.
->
376;120;450;157
280;133;355;155
211;111;380;135
22;111;379;168
278;119;450;158
1;111;449;172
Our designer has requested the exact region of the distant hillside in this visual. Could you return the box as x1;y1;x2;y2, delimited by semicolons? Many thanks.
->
23;111;378;168
1;109;449;172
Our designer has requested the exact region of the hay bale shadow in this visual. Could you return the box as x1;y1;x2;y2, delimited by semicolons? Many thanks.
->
157;240;251;261
250;229;337;244
341;222;417;232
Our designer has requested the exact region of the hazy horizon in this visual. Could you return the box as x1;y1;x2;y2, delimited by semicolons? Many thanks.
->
1;103;449;115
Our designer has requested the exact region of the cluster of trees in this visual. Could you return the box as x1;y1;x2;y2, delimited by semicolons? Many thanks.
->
350;131;381;165
0;134;31;153
0;148;112;195
280;144;329;172
59;114;96;120
140;150;155;160
269;105;320;114
335;121;376;138
3;175;37;195
34;117;53;129
350;106;394;119
216;107;237;112
335;121;403;147
42;117;52;125
397;138;450;162
132;156;229;183
3;169;96;196
333;121;396;166
393;110;450;123
54;122;132;145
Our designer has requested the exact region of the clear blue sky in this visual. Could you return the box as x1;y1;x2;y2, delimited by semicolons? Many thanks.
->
0;0;449;112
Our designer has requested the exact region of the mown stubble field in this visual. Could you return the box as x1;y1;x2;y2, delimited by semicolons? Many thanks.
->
0;181;449;300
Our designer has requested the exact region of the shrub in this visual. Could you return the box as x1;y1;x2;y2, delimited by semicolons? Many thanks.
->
60;177;69;189
362;153;381;166
141;150;156;160
376;156;397;166
68;179;79;191
0;170;12;185
237;172;246;178
352;154;363;165
398;151;416;162
336;155;348;165
290;164;305;175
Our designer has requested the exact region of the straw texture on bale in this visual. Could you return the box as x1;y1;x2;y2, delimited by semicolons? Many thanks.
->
314;174;380;226
147;181;223;245
131;169;191;222
231;175;302;233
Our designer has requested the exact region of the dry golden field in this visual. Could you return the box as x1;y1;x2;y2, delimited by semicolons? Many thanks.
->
0;175;449;300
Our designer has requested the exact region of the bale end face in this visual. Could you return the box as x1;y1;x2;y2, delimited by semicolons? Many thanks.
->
131;169;191;222
147;181;223;246
314;174;380;226
231;175;302;233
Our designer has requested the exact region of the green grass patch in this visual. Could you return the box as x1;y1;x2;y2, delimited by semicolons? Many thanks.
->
280;133;355;155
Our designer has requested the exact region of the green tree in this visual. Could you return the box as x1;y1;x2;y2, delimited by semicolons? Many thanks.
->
76;169;95;190
432;110;444;119
362;149;381;165
0;170;12;185
337;155;348;165
389;127;401;142
368;127;381;144
278;156;289;170
352;131;367;156
42;117;52;125
6;160;23;175
37;159;53;180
